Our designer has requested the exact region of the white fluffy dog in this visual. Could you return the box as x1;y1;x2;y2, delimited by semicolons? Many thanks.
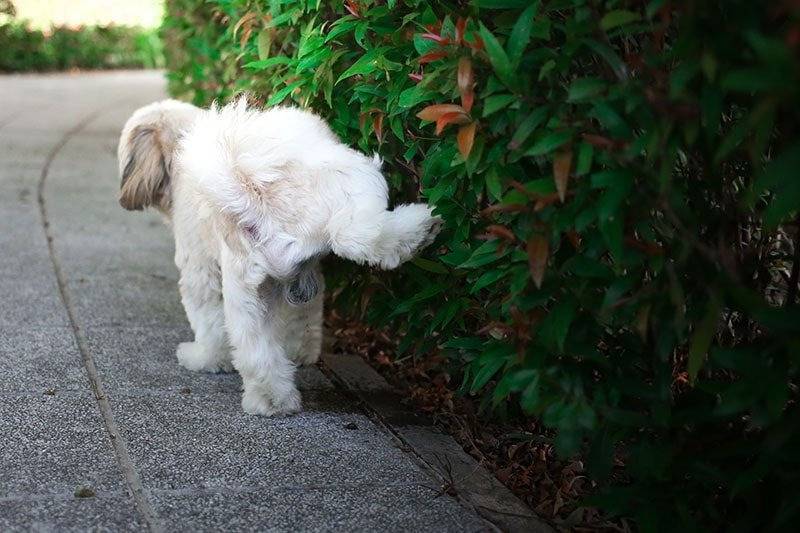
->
117;98;441;416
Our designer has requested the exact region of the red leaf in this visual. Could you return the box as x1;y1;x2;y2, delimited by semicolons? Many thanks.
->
466;35;485;50
435;112;471;135
534;193;560;212
486;224;516;242
566;230;582;249
419;51;448;64
481;203;527;216
527;235;549;289
457;57;474;112
373;113;384;144
420;32;446;43
553;150;573;202
581;133;627;150
455;17;467;45
457;122;477;158
416;104;467;122
461;91;474;114
344;0;360;18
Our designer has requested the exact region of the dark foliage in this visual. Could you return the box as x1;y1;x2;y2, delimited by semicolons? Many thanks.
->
163;1;800;530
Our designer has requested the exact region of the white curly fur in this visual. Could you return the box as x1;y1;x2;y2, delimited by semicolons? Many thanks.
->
117;98;441;416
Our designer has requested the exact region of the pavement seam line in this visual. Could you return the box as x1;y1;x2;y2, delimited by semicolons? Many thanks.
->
316;362;499;531
36;106;164;533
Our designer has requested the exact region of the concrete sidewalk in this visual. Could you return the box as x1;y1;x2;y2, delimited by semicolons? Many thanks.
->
0;71;498;532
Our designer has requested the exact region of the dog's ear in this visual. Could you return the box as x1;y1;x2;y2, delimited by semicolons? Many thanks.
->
119;125;172;211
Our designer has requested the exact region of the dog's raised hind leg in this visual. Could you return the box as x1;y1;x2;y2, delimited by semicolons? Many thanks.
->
329;203;442;270
220;244;301;416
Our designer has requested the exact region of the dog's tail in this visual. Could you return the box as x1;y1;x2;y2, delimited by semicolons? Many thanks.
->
177;98;277;237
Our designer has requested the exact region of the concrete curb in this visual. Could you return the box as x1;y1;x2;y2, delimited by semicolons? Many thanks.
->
321;353;554;533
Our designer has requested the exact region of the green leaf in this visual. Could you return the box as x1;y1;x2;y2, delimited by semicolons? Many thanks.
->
411;257;449;274
336;47;390;83
524;130;572;156
459;240;506;269
244;56;292;69
568;77;606;101
267;80;303;105
478;22;514;86
722;68;788;93
486;167;504;200
600;10;641;31
575;142;594;176
507;4;537;66
584;39;628;80
749;142;800;227
470;345;512;391
539;300;577;352
398;84;437;108
471;268;511;293
482;93;517;117
266;11;295;28
510;106;548;149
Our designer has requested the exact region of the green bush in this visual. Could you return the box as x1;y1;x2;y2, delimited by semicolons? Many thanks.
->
163;0;800;529
0;21;164;72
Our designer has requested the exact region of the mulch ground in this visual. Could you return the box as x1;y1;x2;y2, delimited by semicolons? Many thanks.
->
326;310;631;532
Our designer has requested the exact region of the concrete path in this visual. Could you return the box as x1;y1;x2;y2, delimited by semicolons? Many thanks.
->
0;72;489;532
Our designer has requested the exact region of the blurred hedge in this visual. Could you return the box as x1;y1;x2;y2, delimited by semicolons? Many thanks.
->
163;0;800;529
0;20;164;72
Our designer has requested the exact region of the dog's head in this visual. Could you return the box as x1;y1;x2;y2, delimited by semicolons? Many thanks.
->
117;99;201;214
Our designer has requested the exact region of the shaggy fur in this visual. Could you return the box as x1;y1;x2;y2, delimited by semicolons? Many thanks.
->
117;98;441;416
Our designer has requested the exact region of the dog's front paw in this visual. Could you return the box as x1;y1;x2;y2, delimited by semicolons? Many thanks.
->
241;387;302;417
176;342;234;373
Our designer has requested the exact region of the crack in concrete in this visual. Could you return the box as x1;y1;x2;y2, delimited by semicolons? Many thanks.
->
36;106;164;533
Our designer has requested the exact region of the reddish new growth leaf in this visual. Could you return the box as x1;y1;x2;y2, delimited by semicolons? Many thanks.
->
527;235;549;289
485;224;516;242
566;230;582;249
534;193;560;212
416;104;468;122
435;112;471;135
373;113;384;144
420;32;450;45
408;72;423;83
455;17;467;45
466;34;485;51
419;51;448;63
553;150;573;202
344;0;360;18
481;203;527;217
457;57;474;112
624;236;664;256
457;122;476;158
581;133;627;151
